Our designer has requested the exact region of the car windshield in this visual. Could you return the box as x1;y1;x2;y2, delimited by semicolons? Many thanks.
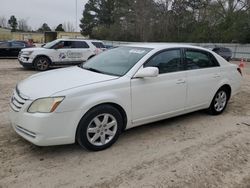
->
43;40;60;49
81;46;152;76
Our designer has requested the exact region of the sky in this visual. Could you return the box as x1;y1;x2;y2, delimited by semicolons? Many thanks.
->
0;0;88;31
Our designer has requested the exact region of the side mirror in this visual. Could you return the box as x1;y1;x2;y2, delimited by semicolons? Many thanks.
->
134;67;159;78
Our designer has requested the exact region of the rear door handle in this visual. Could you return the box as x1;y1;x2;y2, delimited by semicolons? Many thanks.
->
176;79;186;84
213;74;221;78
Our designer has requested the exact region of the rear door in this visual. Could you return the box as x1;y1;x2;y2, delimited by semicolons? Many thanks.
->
184;48;221;109
71;41;93;62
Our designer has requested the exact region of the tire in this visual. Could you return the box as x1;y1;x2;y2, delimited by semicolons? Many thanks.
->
22;66;33;70
207;88;229;115
88;55;95;60
76;105;123;151
34;56;50;71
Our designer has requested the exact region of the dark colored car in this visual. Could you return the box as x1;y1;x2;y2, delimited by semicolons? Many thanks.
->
212;47;232;61
0;41;33;58
16;40;35;48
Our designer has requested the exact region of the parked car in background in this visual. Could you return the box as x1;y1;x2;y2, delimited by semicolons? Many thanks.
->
212;47;232;61
90;40;106;51
16;40;35;48
18;39;106;71
104;44;116;49
10;44;242;151
0;41;32;58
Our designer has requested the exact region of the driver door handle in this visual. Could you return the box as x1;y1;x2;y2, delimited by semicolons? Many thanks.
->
176;79;186;84
213;74;221;78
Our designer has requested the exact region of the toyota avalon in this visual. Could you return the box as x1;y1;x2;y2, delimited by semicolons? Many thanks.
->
9;44;242;151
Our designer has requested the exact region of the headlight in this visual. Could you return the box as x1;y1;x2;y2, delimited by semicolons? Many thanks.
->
22;51;33;56
28;97;64;113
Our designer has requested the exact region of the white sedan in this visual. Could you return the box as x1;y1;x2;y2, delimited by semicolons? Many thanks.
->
9;44;242;151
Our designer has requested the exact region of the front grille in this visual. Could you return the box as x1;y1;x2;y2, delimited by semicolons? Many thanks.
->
10;88;27;112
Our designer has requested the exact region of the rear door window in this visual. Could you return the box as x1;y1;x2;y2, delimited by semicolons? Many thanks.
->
185;49;219;70
71;41;89;48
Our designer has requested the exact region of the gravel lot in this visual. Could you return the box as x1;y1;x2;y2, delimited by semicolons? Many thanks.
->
0;59;250;188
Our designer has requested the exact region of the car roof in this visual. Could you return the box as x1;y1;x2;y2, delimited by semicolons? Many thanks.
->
56;38;103;43
125;43;210;51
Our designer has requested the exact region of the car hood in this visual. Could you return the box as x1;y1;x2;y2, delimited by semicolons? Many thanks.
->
17;66;118;99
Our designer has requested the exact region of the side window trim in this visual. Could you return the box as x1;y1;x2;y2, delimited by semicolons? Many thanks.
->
143;48;185;74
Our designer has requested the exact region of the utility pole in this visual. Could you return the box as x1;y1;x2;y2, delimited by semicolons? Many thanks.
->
75;0;78;32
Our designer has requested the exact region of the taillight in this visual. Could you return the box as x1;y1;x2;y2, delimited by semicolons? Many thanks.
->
237;67;242;76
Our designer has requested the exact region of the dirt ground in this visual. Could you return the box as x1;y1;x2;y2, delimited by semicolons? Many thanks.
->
0;59;250;188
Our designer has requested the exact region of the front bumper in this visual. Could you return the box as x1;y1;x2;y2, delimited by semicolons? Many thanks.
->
18;55;34;68
9;106;81;146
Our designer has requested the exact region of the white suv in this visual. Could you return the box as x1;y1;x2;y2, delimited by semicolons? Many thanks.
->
18;39;105;71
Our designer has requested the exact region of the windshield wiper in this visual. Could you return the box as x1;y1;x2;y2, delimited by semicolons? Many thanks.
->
82;67;103;74
81;66;121;77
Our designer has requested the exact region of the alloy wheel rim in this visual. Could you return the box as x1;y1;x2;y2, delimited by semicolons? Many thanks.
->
214;91;227;112
37;59;48;70
86;114;118;146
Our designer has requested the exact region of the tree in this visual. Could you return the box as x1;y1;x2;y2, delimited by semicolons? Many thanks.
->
63;22;75;32
80;0;101;36
8;15;18;31
0;16;7;28
18;18;31;31
55;24;65;31
37;23;51;32
80;0;250;43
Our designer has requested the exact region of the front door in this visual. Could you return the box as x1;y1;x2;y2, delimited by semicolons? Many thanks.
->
131;48;187;126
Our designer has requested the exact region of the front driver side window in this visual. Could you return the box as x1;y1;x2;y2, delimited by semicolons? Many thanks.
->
54;41;72;49
144;49;182;74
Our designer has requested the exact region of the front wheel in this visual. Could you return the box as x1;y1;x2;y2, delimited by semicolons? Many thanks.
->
208;88;229;115
34;57;50;71
76;105;123;151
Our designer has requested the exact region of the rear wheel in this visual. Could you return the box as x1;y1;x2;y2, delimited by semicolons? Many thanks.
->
34;56;50;71
208;88;229;115
76;105;123;151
